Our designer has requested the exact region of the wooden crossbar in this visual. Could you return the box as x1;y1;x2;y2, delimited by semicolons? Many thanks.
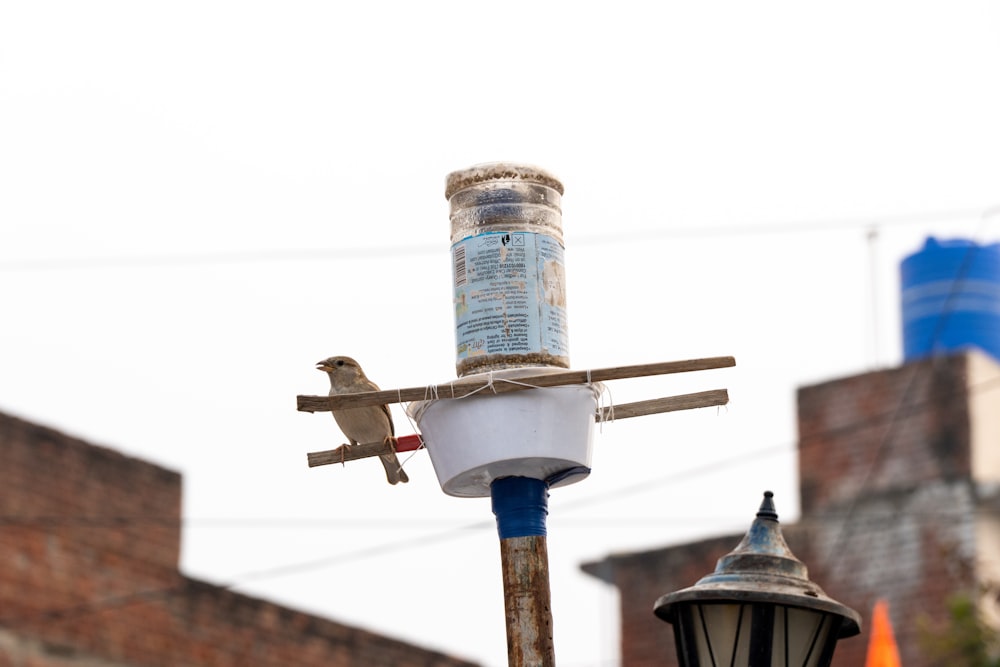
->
595;388;728;421
297;356;734;413
306;388;729;467
308;441;396;467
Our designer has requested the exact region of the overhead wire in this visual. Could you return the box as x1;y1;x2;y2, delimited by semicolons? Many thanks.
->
0;206;986;271
4;493;996;629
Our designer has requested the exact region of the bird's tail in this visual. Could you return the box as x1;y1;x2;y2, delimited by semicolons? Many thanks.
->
381;454;409;485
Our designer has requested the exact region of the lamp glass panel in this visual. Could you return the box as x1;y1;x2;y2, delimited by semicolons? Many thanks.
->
681;603;752;666
676;602;840;667
772;605;838;667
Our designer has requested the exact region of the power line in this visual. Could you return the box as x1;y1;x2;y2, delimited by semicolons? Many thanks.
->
571;206;987;244
5;495;995;629
0;206;987;271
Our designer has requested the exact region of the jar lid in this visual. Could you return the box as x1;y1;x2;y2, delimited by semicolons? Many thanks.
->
445;162;564;199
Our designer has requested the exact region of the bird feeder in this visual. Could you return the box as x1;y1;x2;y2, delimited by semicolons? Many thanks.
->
296;162;736;667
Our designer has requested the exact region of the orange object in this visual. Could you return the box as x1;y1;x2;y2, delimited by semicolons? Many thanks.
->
865;599;902;667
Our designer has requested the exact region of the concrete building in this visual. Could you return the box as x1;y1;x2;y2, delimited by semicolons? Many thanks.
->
0;410;479;667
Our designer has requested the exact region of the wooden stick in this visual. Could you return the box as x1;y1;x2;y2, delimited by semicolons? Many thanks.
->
597;389;728;421
306;389;729;467
297;356;735;413
500;535;555;666
307;440;394;467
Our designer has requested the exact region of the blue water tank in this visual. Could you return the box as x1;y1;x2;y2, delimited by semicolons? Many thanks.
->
901;237;1000;363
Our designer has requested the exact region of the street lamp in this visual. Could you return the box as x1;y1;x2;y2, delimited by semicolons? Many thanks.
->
654;491;860;667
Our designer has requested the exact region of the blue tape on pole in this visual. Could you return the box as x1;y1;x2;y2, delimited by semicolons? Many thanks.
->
491;477;549;539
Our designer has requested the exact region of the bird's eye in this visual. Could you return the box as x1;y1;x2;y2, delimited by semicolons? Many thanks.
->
335;360;345;367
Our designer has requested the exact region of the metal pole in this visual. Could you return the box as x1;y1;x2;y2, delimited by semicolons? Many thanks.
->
492;477;555;667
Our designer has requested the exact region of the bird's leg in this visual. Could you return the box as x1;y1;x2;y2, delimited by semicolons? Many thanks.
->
342;439;359;467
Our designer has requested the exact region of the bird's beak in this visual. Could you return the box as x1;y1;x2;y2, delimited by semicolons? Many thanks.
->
316;361;332;372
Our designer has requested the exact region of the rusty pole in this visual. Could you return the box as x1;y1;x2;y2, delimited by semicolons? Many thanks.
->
492;476;555;667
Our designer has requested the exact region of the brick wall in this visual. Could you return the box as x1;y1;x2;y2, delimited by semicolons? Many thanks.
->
0;411;479;667
797;354;973;515
791;485;978;666
795;353;985;666
582;351;998;667
582;535;736;666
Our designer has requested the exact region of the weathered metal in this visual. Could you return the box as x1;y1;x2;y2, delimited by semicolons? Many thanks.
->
653;492;861;667
653;492;861;634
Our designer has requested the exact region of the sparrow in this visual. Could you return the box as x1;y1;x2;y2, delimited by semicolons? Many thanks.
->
316;356;409;485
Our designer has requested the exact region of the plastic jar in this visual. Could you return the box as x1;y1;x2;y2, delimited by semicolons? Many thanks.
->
445;163;570;377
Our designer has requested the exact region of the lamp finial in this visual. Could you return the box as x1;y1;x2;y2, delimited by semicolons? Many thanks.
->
756;490;778;521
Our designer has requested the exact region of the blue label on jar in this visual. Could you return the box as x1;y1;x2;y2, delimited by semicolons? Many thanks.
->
452;231;568;363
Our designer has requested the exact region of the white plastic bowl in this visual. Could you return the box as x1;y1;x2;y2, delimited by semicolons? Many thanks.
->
407;370;601;497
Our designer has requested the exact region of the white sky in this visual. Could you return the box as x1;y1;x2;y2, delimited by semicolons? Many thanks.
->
2;3;999;666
